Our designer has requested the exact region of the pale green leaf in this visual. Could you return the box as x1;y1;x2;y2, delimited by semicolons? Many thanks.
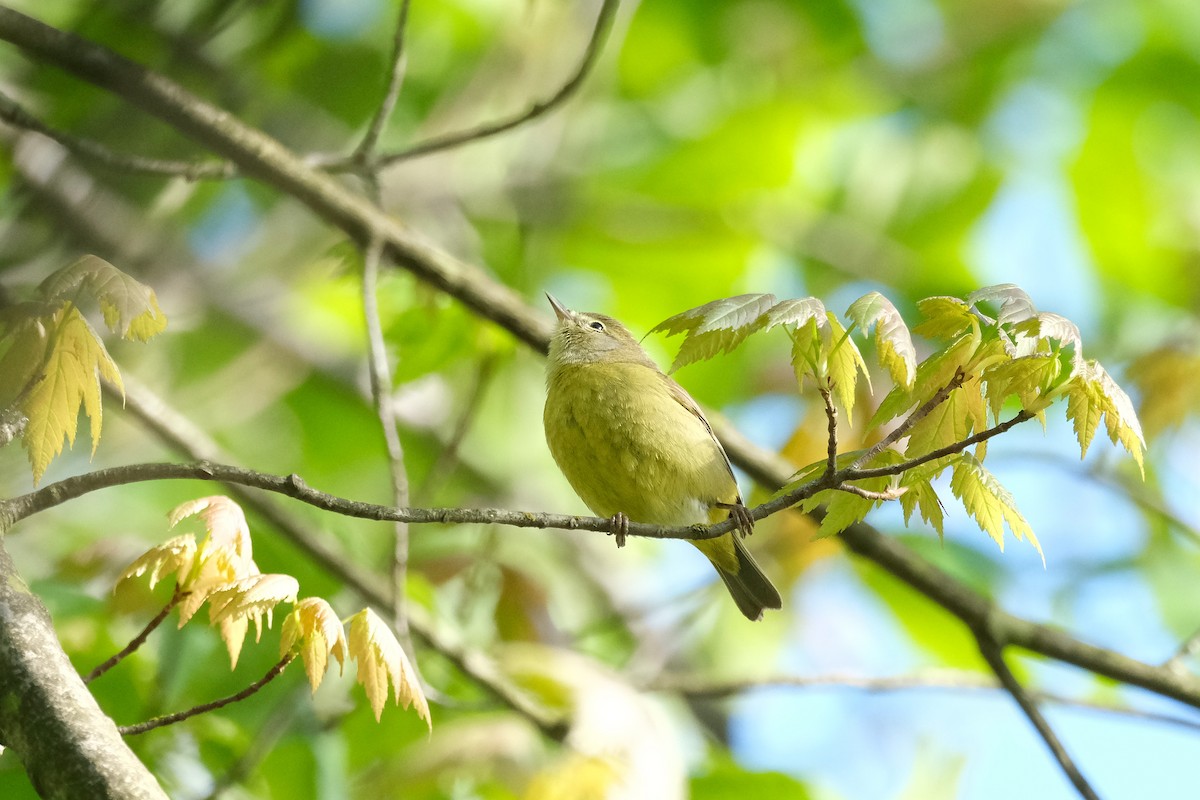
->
20;304;122;483
898;479;945;538
983;354;1061;418
824;312;870;426
762;297;827;332
968;284;1037;326
846;291;916;388
913;296;975;340
949;454;1042;559
1015;312;1084;372
38;255;167;342
649;294;778;372
905;386;972;457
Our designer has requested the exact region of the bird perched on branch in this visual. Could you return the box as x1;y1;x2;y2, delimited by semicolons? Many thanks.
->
542;294;782;620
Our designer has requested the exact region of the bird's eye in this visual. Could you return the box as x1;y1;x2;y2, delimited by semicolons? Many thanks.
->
589;320;605;331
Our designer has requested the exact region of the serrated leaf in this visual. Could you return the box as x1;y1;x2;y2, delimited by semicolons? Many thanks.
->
949;454;1042;560
115;535;198;593
824;313;870;426
348;608;431;728
1014;312;1084;372
813;489;876;537
0;306;55;411
649;294;778;371
983;354;1061;418
20;304;122;483
913;296;975;340
1076;360;1145;474
899;479;945;537
171;496;255;572
846;292;917;388
905;387;973;457
968;284;1037;326
762;297;827;332
281;597;348;692
208;573;299;668
38;255;167;342
789;316;824;389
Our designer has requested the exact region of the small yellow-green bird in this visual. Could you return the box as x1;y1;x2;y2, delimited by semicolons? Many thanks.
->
543;295;782;620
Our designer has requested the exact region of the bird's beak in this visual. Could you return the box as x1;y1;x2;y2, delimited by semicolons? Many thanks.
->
546;293;571;323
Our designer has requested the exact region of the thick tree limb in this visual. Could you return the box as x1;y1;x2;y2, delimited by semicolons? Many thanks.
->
0;532;168;799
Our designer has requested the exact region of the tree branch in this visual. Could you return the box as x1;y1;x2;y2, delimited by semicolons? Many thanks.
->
976;637;1099;800
353;0;413;163
368;0;620;167
119;655;294;736
0;533;168;797
0;86;236;179
84;586;183;684
850;369;966;470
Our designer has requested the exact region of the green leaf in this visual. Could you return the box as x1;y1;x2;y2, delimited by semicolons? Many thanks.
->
1070;359;1146;473
949;453;1042;559
649;293;778;372
1014;312;1083;371
788;316;824;389
899;478;945;538
905;386;973;457
1065;376;1104;457
846;291;917;389
38;255;167;342
912;296;975;340
968;283;1036;326
0;306;54;410
20;304;123;483
982;354;1061;418
762;296;827;332
824;312;870;426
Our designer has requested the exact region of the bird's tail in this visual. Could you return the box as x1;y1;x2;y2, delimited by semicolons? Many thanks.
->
710;536;782;621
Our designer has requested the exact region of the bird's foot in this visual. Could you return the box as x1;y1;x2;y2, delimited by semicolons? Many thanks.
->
718;502;755;538
609;512;629;548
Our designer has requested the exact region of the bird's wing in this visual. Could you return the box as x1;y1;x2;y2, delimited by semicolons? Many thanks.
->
659;371;743;504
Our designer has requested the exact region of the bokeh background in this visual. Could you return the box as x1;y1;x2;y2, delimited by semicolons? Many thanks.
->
1;0;1199;797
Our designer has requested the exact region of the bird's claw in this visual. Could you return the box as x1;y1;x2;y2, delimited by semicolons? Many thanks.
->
609;512;629;548
726;503;755;538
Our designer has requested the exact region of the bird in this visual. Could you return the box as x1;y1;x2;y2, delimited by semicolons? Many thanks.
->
542;294;782;620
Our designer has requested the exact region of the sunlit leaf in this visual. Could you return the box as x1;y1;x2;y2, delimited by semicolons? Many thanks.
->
20;304;122;482
824;312;870;426
38;255;167;342
649;293;777;372
347;608;431;728
208;573;300;668
761;297;826;332
912;296;975;340
949;454;1042;560
968;284;1037;326
115;535;198;593
846;291;916;388
281;597;348;692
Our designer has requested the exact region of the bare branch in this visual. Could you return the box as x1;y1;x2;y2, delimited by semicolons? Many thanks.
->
834;483;906;502
0;87;236;180
84;586;183;684
819;383;838;478
846;409;1035;481
359;238;415;652
119;655;294;736
976;638;1100;800
370;0;620;167
354;0;413;162
851;369;966;470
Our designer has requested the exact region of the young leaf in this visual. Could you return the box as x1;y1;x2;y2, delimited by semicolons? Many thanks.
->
904;387;973;457
208;573;299;668
20;304;122;482
968;284;1037;326
898;479;945;537
0;307;53;410
846;291;917;389
1014;312;1084;371
38;255;167;342
982;354;1061;418
172;496;255;572
348;608;431;728
824;312;870;426
649;293;777;372
762;297;827;332
1067;360;1145;472
949;454;1042;560
281;597;348;693
115;535;198;593
912;296;975;340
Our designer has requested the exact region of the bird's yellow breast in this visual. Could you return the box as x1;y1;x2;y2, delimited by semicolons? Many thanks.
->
544;361;738;526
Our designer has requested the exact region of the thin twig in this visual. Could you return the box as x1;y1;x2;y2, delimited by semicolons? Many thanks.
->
819;383;838;478
85;586;184;683
851;369;966;470
354;0;413;162
649;670;1200;732
359;238;414;648
0;88;237;180
119;654;294;736
846;410;1035;482
976;637;1100;800
370;0;620;167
